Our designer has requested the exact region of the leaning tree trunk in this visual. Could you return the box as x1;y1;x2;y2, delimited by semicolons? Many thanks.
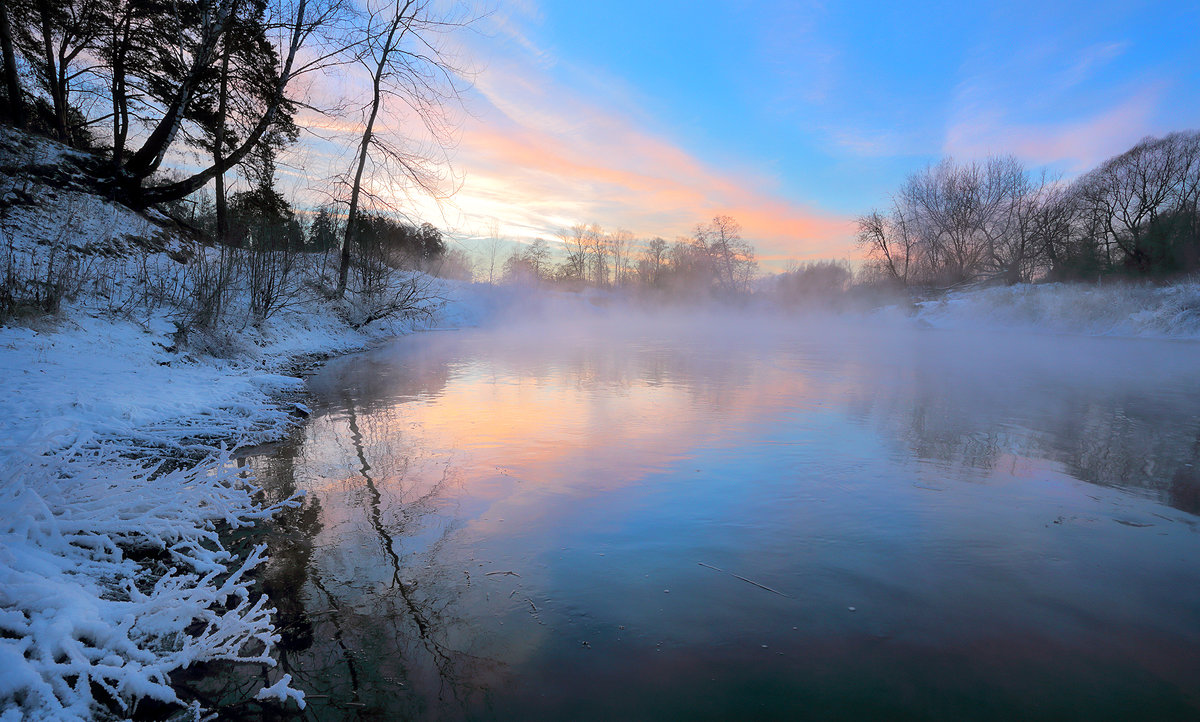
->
127;0;308;208
120;0;235;183
337;3;413;299
336;93;382;298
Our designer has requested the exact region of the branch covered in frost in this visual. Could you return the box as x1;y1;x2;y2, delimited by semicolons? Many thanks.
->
0;446;302;721
255;673;306;710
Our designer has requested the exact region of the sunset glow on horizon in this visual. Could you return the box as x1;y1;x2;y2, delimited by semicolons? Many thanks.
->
285;0;1200;270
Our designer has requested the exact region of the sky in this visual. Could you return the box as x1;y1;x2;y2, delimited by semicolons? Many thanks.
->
290;0;1200;268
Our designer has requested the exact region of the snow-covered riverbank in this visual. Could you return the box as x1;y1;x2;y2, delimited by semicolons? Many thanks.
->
0;279;487;721
911;280;1200;339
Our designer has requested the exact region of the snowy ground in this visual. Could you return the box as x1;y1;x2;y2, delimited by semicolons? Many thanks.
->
0;276;493;720
910;279;1200;339
0;130;497;719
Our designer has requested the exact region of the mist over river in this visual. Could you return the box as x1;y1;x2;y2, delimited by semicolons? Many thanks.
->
221;314;1200;720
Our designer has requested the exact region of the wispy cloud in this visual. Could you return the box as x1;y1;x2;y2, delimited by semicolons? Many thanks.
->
945;84;1165;171
426;9;855;263
941;26;1170;171
828;127;909;158
757;1;840;107
1055;41;1130;93
271;0;1197;260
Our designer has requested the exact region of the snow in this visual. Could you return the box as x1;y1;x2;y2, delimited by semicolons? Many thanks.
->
0;449;289;719
0;276;491;720
254;673;305;709
910;280;1200;339
0;132;490;717
0;272;491;719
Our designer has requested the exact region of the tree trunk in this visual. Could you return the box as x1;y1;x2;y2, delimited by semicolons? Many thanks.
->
214;22;233;244
121;0;234;181
337;4;411;298
36;0;69;142
110;5;132;167
0;0;24;127
337;90;383;298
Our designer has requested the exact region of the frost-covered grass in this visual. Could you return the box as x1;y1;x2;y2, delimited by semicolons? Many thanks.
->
1;447;294;720
0;128;491;717
0;275;488;720
0;263;491;719
912;279;1200;339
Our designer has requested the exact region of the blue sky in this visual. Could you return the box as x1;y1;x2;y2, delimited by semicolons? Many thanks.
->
378;0;1200;262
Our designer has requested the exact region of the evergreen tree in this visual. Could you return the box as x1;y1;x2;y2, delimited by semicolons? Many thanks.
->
227;142;301;250
309;207;341;252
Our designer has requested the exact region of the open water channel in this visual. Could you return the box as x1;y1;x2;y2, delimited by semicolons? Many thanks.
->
218;315;1200;720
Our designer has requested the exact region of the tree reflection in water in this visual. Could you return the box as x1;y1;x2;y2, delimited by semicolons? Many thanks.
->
276;392;499;720
184;392;499;719
185;322;1200;720
832;329;1200;513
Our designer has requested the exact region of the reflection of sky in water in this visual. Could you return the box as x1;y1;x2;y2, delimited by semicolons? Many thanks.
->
233;319;1200;720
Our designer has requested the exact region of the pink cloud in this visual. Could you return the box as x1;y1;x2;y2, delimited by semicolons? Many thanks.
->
944;85;1165;171
446;57;856;263
277;5;859;265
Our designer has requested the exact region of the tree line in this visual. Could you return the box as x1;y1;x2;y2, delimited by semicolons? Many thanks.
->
858;131;1200;287
0;0;470;304
491;215;759;299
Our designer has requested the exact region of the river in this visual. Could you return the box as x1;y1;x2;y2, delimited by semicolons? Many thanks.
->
221;314;1200;720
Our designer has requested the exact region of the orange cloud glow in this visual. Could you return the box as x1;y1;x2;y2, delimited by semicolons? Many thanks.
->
410;40;859;265
279;6;860;267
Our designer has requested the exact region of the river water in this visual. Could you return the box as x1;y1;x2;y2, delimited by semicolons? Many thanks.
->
231;315;1200;720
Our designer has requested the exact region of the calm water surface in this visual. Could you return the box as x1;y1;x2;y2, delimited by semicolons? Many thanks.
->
230;317;1200;720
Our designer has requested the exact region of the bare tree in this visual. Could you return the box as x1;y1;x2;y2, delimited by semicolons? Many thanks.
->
899;158;1016;285
987;169;1068;284
695;215;756;295
1073;131;1200;273
639;236;668;287
610;228;632;287
861;133;1200;284
584;223;608;286
775;260;853;306
480;220;503;285
856;201;918;285
523;237;550;282
556;224;588;282
337;0;469;296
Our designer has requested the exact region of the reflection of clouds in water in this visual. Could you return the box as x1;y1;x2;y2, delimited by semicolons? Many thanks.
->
312;324;818;498
227;317;1200;719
